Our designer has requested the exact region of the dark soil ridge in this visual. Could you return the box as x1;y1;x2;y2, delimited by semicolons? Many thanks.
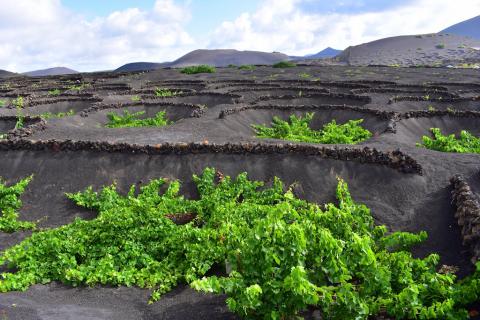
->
263;79;372;89
401;109;480;119
0;139;423;174
389;95;479;104
228;86;330;94
450;174;480;263
252;92;372;106
351;88;457;97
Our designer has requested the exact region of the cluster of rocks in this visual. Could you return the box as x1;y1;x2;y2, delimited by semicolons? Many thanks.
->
450;174;480;263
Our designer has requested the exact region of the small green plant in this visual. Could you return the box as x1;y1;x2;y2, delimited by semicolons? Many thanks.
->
418;128;480;153
253;113;372;144
40;109;75;120
105;110;171;128
436;43;446;49
48;89;61;96
0;175;36;232
13;97;24;129
131;95;141;102
272;61;296;68
67;83;90;91
180;65;216;74
154;88;181;97
0;100;5;107
446;106;455;113
298;72;311;78
238;65;256;71
427;105;436;112
422;94;431;100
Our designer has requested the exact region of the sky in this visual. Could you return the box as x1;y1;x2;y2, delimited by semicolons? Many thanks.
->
0;0;479;72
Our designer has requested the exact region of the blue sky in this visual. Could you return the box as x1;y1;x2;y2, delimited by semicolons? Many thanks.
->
62;0;262;37
0;0;478;72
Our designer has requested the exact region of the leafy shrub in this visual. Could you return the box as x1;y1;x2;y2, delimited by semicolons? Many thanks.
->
299;72;311;78
252;112;372;144
154;88;181;97
67;83;90;91
272;61;296;68
0;100;6;107
238;65;256;71
131;95;141;102
48;89;61;96
40;109;75;120
180;65;216;74
1;168;479;319
105;110;171;128
0;176;35;232
418;128;480;153
436;43;446;49
12;96;24;129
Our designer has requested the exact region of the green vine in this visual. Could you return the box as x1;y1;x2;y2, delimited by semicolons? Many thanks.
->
0;169;479;319
0;175;35;232
418;128;480;153
253;112;372;144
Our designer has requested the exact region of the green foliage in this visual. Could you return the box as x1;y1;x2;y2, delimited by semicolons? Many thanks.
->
67;83;90;91
154;88;181;97
40;109;75;120
436;43;446;49
0;176;35;233
12;96;23;109
238;65;256;71
13;96;24;129
105;110;171;128
252;112;372;144
48;89;61;96
272;61;296;68
180;65;216;74
131;95;141;102
1;168;479;319
0;100;5;107
418;128;480;153
299;72;311;78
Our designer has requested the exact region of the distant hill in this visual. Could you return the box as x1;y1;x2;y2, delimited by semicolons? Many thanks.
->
115;62;168;72
306;47;342;59
168;49;290;67
337;33;480;66
440;15;480;40
23;67;79;77
0;69;16;78
290;47;342;60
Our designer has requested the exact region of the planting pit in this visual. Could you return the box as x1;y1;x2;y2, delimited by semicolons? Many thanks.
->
395;113;480;147
218;105;392;142
145;92;241;108
89;103;202;126
22;100;97;117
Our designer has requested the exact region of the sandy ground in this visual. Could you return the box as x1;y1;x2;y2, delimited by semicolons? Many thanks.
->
0;65;479;319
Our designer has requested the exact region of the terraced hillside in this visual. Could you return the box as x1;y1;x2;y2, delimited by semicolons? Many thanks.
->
0;65;480;319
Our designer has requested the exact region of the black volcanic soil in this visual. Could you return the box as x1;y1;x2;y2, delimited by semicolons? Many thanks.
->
0;65;480;320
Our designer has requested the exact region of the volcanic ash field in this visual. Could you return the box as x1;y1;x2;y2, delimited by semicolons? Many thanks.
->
0;65;480;319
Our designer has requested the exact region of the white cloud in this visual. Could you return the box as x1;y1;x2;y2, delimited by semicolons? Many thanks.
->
209;0;480;55
1;0;479;72
0;0;195;72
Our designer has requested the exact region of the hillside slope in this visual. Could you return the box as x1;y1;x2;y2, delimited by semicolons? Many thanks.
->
23;67;79;77
168;49;290;67
337;33;480;66
440;15;480;40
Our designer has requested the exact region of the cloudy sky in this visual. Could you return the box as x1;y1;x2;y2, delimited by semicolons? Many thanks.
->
0;0;479;72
